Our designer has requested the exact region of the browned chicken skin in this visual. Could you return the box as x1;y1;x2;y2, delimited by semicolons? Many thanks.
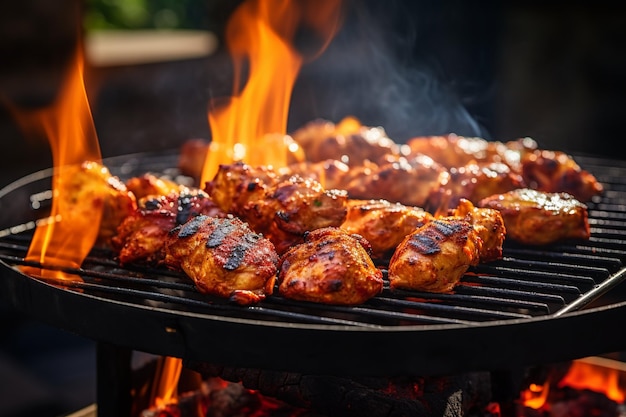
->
388;217;482;293
520;149;604;202
205;162;348;254
450;199;506;263
112;187;225;265
68;161;138;248
477;188;590;246
277;227;384;305
165;214;279;305
340;199;434;260
125;173;185;200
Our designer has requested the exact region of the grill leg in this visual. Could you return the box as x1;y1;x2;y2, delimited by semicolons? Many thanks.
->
96;342;132;417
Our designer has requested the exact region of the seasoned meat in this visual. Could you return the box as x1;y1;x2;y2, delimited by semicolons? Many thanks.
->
47;161;137;249
340;199;434;259
165;215;279;305
204;161;281;214
520;149;603;202
388;217;481;293
450;198;506;262
477;188;590;246
427;161;525;212
277;227;383;305
112;187;224;265
290;117;401;165
205;162;348;254
342;155;445;208
125;173;185;200
62;161;138;248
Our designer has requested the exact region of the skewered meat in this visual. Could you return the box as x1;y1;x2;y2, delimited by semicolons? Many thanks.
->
477;188;590;246
277;227;384;305
112;187;225;265
340;199;434;259
388;217;481;293
205;162;348;254
165;214;279;305
450;199;506;262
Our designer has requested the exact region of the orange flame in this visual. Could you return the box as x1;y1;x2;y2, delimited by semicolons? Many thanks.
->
521;357;626;410
200;0;344;184
10;46;102;281
558;357;625;403
150;356;184;410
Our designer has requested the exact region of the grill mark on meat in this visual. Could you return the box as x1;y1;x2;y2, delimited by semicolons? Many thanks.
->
175;214;208;238
205;218;237;248
176;194;192;224
407;219;466;255
144;198;160;210
224;233;263;270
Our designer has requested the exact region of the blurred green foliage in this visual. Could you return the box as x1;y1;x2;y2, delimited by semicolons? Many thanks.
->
84;0;210;30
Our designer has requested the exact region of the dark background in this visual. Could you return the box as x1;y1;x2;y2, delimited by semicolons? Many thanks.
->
1;1;625;416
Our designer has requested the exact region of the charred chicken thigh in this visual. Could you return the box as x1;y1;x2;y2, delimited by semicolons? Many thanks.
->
165;214;279;305
388;217;482;293
205;162;348;254
477;188;590;246
450;198;506;263
340;199;434;259
112;187;224;265
277;227;384;305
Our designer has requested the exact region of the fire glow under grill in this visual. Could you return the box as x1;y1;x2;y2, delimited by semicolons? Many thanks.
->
1;151;626;377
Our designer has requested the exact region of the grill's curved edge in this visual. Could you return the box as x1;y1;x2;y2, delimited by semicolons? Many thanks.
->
3;257;626;377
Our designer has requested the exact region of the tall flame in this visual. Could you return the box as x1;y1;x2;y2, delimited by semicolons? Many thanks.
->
200;0;343;184
9;45;102;280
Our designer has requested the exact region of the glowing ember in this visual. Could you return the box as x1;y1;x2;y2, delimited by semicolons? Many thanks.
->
200;0;344;184
8;45;102;281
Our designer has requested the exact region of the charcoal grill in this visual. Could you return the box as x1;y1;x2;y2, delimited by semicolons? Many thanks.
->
1;151;626;378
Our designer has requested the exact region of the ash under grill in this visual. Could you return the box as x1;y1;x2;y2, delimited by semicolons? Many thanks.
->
1;152;626;377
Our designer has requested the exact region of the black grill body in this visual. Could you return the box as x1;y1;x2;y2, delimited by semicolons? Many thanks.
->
1;151;626;377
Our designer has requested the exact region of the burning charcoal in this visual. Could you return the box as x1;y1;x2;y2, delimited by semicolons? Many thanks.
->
187;362;493;417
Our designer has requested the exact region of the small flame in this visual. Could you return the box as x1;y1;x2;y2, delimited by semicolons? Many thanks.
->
150;357;183;410
9;45;102;281
521;357;626;410
558;357;625;403
200;0;343;184
520;382;550;410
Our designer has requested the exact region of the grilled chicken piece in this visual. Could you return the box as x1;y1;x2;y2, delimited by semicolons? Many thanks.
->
450;199;506;262
388;217;481;293
67;161;138;248
283;159;351;191
520;149;603;202
165;214;279;305
112;187;225;265
427;161;525;212
342;155;445;207
477;188;590;246
277;227;384;305
340;199;434;259
406;134;537;170
290;117;402;165
125;173;185;200
205;162;348;255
